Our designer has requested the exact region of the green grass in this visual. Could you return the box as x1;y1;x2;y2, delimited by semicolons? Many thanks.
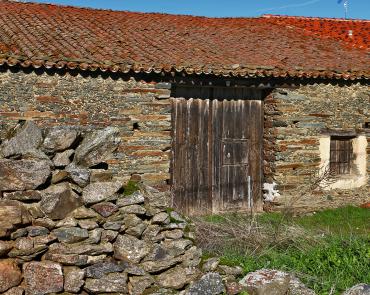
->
199;206;370;295
219;236;369;295
123;180;140;196
295;206;370;236
204;206;370;236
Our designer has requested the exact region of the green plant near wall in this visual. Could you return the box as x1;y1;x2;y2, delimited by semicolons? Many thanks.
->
123;180;140;196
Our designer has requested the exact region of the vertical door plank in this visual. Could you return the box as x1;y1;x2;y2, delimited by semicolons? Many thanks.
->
172;98;213;215
172;99;185;213
180;99;188;214
212;99;222;213
251;100;263;210
207;99;213;213
184;99;192;215
200;99;212;214
189;99;199;215
195;99;202;214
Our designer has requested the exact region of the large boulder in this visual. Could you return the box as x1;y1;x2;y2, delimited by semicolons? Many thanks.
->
53;227;89;243
73;127;120;167
23;261;64;295
114;234;151;264
0;259;22;293
40;182;83;220
343;284;370;295
84;273;128;293
202;258;220;272
43;126;78;152
0;121;43;158
129;275;154;295
64;266;85;293
8;245;48;262
3;190;42;202
43;253;88;266
82;181;122;205
65;163;91;187
117;191;145;207
0;200;31;237
21;149;51;163
53;149;74;167
0;241;14;257
2;286;24;295
188;273;225;295
140;244;181;273
143;186;170;211
48;241;113;256
239;269;316;295
91;202;118;217
85;261;125;278
156;266;200;290
0;159;51;191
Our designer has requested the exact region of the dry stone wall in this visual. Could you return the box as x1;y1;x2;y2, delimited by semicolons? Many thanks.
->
0;122;235;295
0;67;172;188
1;66;368;213
264;83;369;211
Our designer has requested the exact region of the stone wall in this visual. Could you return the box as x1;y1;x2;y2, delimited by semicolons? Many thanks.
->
0;123;234;295
264;82;369;211
1;66;368;213
0;67;172;188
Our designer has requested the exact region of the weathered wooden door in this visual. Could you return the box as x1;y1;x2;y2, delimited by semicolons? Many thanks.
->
172;87;263;215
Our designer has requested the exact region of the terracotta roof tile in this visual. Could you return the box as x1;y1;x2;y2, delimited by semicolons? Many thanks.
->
0;1;369;79
262;15;370;51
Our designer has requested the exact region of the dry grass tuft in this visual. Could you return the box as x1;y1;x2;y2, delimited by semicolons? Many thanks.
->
193;213;320;256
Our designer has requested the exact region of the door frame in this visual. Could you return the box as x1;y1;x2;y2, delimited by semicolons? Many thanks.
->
170;86;264;215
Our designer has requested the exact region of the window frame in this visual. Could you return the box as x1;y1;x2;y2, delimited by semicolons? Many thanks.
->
329;136;354;176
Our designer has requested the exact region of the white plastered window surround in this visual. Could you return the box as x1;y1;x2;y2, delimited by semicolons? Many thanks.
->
319;135;368;190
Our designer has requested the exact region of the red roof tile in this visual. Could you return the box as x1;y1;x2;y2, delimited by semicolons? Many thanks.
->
0;1;369;79
262;15;370;51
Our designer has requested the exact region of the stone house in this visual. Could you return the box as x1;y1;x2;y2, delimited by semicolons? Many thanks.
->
0;1;369;215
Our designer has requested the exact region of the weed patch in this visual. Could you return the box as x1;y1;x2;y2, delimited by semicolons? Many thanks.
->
123;180;139;196
195;206;370;295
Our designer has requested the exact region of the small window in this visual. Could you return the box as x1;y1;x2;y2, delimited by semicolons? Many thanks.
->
330;136;354;175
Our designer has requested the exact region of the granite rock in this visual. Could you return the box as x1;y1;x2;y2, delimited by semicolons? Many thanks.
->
239;269;316;295
82;181;122;205
0;159;51;191
188;273;225;295
343;284;370;295
73;127;120;168
53;227;89;243
43;127;78;153
1;121;43;158
53;149;74;167
84;272;128;293
114;234;151;263
40;182;83;220
0;259;22;293
64;266;85;293
23;261;64;295
3;190;42;202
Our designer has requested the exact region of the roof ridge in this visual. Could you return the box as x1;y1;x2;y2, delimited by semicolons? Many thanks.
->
1;1;369;22
262;14;370;22
0;0;259;19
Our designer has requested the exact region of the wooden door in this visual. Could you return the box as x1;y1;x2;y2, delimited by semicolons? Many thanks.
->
211;99;263;213
172;98;213;216
171;89;263;215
